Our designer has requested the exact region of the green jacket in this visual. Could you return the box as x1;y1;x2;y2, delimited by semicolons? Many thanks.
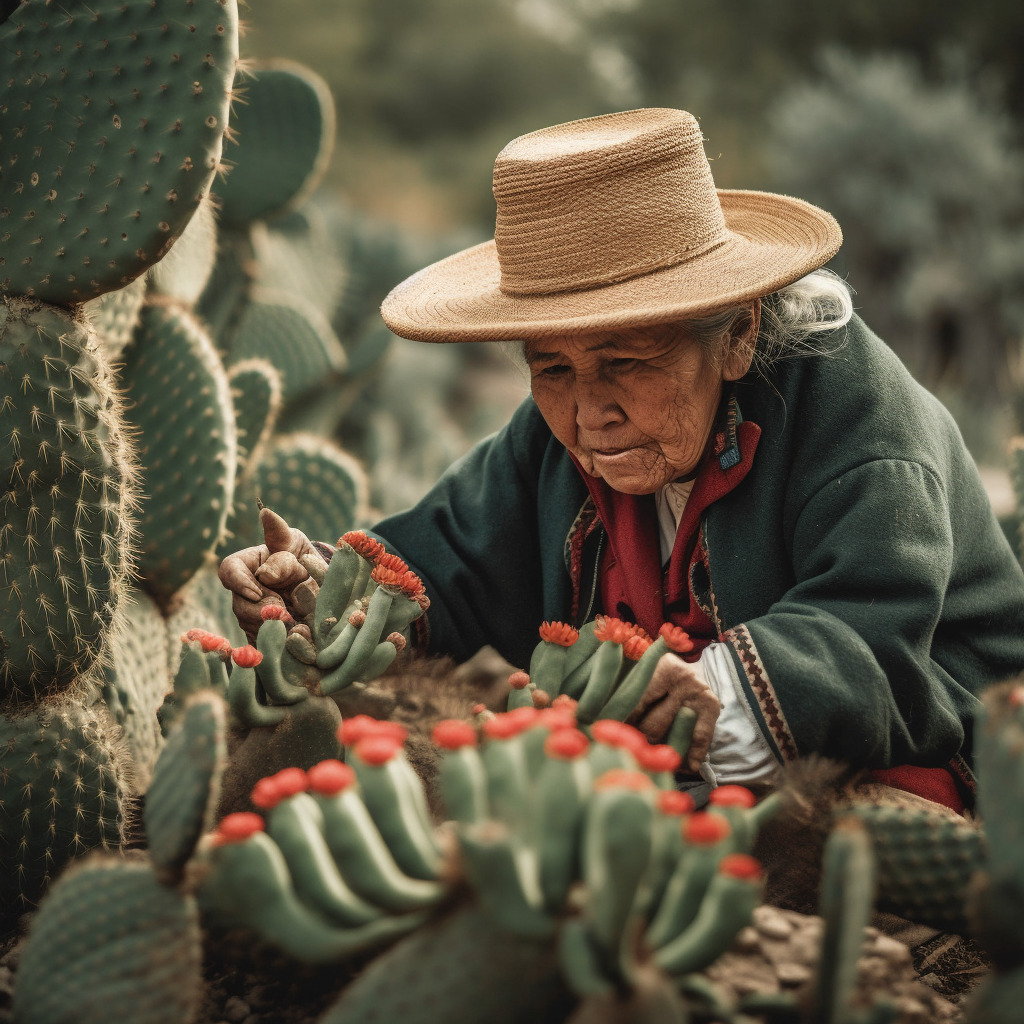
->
374;316;1024;770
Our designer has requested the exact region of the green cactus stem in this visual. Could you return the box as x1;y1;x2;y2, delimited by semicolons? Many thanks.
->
529;621;582;697
228;647;288;728
225;357;282;482
599;634;669;721
645;810;734;949
347;733;442;881
145;692;226;877
581;773;656;982
534;728;593;913
434;719;489;824
810;816;878;1024
0;0;239;305
308;759;445;913
574;621;630;724
457;820;554;939
11;857;202;1024
0;299;135;702
200;821;429;964
260;784;382;928
651;853;763;976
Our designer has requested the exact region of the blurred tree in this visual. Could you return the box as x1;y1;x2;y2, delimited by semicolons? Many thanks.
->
765;50;1024;405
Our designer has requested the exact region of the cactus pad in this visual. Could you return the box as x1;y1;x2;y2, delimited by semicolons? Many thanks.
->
0;297;135;703
232;432;366;546
101;585;170;790
225;289;346;407
0;697;131;923
216;60;335;227
0;0;239;305
82;274;148;364
147;194;219;305
226;357;282;479
12;856;202;1024
145;692;226;875
120;300;236;603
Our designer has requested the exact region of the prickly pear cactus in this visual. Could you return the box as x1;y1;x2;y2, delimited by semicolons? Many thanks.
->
119;299;237;604
0;696;131;924
0;0;240;304
0;298;135;703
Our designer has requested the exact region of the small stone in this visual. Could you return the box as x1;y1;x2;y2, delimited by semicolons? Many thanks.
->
733;926;761;953
223;996;250;1023
754;906;795;940
776;961;812;987
869;934;912;967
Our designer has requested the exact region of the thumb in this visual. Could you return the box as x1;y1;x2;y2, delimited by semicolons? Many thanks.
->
260;505;294;554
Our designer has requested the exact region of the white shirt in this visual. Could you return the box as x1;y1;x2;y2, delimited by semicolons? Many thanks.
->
654;480;777;797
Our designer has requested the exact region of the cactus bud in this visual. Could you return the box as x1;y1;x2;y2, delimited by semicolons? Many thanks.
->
338;716;409;747
532;689;552;709
353;735;404;766
719;853;763;881
432;720;478;750
386;631;407;652
260;604;293;623
593;769;655;792
213;812;266;846
508;670;531;690
683;812;732;846
635;744;683;774
708;785;756;809
483;707;540;740
658;790;696;816
591;719;647;753
544;729;590;760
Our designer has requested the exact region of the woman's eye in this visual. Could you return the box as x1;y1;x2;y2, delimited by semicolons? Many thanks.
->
536;364;569;378
609;358;639;372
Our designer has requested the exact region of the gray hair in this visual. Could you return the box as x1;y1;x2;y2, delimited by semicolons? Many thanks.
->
504;268;853;372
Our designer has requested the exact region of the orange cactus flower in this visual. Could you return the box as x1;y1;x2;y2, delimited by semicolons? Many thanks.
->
719;853;763;881
683;811;732;846
538;621;580;647
260;604;293;624
307;760;357;796
483;707;540;740
337;715;409;748
231;645;263;668
180;628;233;655
657;790;696;816
635;743;683;774
593;768;655;792
375;551;409;574
590;719;647;753
658;623;695;654
341;531;385;561
622;634;653;661
354;734;404;766
545;728;590;760
212;812;265;846
432;719;478;750
708;784;756;809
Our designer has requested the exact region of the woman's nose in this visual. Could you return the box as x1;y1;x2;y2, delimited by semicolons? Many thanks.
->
574;378;625;432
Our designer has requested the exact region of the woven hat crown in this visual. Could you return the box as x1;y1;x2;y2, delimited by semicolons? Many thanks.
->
493;109;726;297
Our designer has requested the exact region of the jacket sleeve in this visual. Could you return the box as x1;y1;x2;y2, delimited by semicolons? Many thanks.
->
721;456;1004;769
370;399;553;668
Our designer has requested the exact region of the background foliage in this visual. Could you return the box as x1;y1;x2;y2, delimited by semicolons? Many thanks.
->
239;0;1024;502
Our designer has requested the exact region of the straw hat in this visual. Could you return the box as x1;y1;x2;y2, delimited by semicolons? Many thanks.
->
380;108;842;342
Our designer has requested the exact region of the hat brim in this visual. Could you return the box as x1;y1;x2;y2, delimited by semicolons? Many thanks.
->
380;190;842;342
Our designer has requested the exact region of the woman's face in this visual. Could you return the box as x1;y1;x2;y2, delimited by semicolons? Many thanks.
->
526;315;755;494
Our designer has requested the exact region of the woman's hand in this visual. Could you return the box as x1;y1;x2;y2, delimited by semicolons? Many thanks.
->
217;507;317;643
629;652;721;773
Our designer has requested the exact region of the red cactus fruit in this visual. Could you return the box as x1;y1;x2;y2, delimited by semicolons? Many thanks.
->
532;689;552;709
708;784;757;809
260;604;292;623
538;621;579;647
341;531;385;561
657;790;696;816
354;734;404;766
348;609;367;627
593;768;655;792
545;728;590;760
251;767;309;809
508;670;531;690
483;707;540;740
719;853;763;881
683;811;732;846
538;707;578;732
552;694;578;712
386;631;407;652
213;812;265;846
337;716;409;747
231;645;263;668
635;743;683;774
590;719;647;752
658;623;695;654
432;719;478;750
307;759;357;796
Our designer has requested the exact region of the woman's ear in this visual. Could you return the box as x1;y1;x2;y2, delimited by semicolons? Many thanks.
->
722;298;760;381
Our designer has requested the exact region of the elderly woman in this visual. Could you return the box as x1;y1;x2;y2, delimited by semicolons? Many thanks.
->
221;108;1024;811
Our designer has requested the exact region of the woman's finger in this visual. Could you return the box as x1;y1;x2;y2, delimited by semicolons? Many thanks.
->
218;546;269;603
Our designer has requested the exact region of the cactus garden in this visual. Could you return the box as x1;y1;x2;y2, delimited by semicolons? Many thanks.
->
1;3;1023;1024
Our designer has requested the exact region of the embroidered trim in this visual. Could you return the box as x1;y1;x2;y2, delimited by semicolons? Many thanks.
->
564;496;601;621
697;520;724;633
722;623;799;763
